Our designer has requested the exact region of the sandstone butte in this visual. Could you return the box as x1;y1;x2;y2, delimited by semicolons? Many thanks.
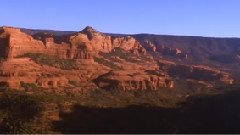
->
0;26;234;91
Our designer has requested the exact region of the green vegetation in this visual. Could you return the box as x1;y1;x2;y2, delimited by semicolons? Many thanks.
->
0;83;239;133
100;47;152;63
66;88;186;108
52;84;240;134
109;47;140;63
15;53;78;70
99;51;123;63
68;81;78;86
20;82;38;92
93;57;122;70
0;91;44;134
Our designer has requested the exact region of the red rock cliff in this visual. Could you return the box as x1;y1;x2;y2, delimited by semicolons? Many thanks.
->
0;26;147;59
0;27;45;58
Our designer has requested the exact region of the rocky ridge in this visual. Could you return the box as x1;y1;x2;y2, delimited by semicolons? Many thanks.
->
0;26;235;91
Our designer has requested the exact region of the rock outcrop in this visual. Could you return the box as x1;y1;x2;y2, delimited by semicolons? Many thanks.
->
16;26;144;59
68;27;146;59
0;26;154;90
0;58;69;88
0;26;147;60
112;36;146;54
0;27;45;58
0;26;235;91
141;40;187;59
94;70;173;90
167;64;234;84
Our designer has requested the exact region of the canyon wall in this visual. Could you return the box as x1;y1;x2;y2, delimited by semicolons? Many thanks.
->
1;27;45;58
0;26;146;59
0;26;235;90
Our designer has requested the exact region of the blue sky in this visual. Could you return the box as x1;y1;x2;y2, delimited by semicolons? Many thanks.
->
0;0;240;37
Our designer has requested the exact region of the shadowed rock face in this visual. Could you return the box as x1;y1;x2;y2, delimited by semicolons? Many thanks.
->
167;64;234;84
0;36;9;59
141;40;187;59
133;34;240;63
0;26;237;90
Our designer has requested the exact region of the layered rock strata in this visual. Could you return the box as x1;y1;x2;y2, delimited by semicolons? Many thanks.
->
94;70;173;90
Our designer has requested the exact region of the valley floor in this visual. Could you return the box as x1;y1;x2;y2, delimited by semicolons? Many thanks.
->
0;83;239;134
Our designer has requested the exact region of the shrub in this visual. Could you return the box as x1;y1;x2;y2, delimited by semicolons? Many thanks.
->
108;47;152;63
0;92;44;133
99;52;123;63
20;82;38;92
93;57;122;70
15;53;78;70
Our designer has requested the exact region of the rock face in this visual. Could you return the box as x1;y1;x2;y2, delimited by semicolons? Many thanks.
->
68;27;112;59
133;34;240;63
167;64;234;84
0;26;236;90
141;40;187;59
0;26;146;60
94;70;173;90
0;26;156;90
0;58;69;88
0;34;9;59
112;36;146;54
0;27;45;58
68;27;146;59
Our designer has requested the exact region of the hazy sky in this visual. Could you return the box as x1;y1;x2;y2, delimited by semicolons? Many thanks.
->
1;0;240;37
